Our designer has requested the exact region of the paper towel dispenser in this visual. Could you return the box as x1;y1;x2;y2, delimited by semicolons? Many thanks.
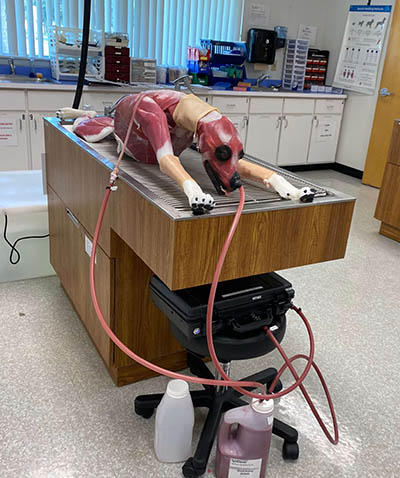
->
247;28;277;64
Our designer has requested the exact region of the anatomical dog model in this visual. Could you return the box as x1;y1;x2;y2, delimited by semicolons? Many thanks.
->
58;90;315;214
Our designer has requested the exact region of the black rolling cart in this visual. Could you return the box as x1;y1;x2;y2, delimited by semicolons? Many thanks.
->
135;272;299;478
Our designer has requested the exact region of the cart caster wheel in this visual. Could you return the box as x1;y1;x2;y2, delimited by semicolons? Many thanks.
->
282;441;299;460
182;457;205;478
134;404;154;419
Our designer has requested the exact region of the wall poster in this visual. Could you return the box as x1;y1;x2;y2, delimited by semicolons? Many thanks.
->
333;5;392;95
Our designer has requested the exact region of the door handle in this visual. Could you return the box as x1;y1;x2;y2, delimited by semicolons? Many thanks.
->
19;113;25;130
66;208;80;229
283;116;288;128
313;116;319;127
276;117;282;129
380;88;392;97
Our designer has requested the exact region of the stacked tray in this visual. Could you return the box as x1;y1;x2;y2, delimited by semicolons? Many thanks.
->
282;39;309;91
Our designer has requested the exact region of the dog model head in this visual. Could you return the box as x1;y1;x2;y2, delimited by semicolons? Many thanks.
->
197;113;244;195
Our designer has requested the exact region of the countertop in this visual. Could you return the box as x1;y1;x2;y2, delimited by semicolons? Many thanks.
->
0;80;347;100
48;118;354;221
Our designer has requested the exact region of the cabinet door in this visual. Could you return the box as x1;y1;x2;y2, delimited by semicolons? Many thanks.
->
30;112;54;170
308;115;342;164
0;112;29;171
246;114;281;165
226;114;248;145
277;115;313;166
47;186;112;364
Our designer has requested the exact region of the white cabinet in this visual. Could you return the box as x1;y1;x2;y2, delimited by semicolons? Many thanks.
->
29;112;54;170
226;114;248;144
277;115;313;166
308;115;342;164
212;96;249;114
27;90;75;112
0;112;30;170
246;115;281;165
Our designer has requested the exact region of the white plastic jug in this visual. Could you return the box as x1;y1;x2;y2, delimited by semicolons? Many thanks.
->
154;379;195;463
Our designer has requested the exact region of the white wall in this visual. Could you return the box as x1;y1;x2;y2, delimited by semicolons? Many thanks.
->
242;0;396;172
242;0;329;79
322;0;395;171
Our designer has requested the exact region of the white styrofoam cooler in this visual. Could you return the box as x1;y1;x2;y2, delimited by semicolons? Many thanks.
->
0;170;55;283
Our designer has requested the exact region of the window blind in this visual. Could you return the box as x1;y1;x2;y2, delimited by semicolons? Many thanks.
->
0;0;244;64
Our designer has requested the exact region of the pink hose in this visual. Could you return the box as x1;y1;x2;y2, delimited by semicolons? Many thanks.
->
88;99;339;444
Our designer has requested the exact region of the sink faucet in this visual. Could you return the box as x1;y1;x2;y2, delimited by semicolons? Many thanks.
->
173;75;195;94
8;58;16;75
256;73;270;87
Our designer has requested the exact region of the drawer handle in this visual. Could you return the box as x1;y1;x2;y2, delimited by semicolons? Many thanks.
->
66;208;80;229
226;104;236;107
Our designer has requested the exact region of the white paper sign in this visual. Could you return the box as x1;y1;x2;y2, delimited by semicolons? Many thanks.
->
229;458;262;478
298;25;318;46
247;2;270;29
0;119;18;146
333;5;392;95
316;119;338;143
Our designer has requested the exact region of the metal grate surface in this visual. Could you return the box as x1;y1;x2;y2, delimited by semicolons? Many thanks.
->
64;126;329;218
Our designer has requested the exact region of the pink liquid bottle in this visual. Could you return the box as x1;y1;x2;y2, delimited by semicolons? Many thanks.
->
216;399;274;478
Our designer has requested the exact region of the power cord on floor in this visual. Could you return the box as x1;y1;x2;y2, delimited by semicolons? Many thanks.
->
2;213;49;265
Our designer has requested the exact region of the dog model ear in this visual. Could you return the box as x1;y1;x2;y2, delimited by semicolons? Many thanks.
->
215;145;232;161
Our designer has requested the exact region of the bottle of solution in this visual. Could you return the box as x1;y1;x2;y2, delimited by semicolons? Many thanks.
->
216;398;274;478
154;379;194;463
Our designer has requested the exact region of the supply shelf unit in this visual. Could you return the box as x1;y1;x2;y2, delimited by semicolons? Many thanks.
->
282;39;309;91
49;26;104;81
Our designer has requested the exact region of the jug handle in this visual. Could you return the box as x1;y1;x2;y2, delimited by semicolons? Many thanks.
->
219;420;239;441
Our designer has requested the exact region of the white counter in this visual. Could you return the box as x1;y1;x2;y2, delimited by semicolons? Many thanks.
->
0;80;347;100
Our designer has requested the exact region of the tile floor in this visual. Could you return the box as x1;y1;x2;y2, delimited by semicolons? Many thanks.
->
1;170;399;478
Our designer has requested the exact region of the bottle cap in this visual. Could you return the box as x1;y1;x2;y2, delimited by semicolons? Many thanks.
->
166;379;189;399
251;398;274;414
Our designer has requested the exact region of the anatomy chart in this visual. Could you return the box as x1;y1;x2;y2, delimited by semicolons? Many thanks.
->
333;5;392;95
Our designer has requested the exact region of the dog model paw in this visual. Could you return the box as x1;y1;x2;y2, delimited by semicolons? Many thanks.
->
265;174;316;203
183;180;215;215
298;187;316;203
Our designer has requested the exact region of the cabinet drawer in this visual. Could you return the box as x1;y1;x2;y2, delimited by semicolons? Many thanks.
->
212;96;249;114
0;90;25;110
27;91;75;112
47;186;113;364
249;98;283;114
82;92;130;113
283;98;315;114
315;99;345;115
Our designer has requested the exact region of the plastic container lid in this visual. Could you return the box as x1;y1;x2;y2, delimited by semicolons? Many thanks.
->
166;379;190;399
251;398;274;414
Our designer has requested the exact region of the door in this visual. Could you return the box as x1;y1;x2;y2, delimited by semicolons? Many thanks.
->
246;114;281;165
0;112;29;171
29;112;54;170
226;114;248;145
277;115;313;166
308;115;342;164
363;3;400;187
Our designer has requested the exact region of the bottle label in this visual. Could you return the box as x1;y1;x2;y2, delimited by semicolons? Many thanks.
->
229;458;262;478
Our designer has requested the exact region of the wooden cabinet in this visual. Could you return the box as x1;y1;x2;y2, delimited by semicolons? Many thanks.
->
246;114;281;164
277;114;313;166
47;185;113;363
308;114;342;164
375;120;400;242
